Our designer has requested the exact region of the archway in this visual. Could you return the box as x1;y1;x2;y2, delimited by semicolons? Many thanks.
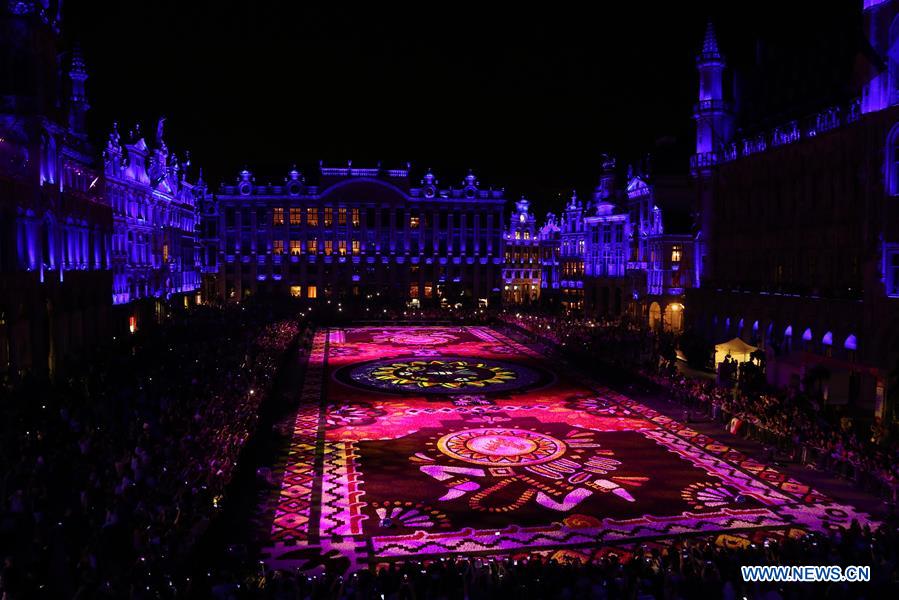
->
649;302;662;332
663;302;684;333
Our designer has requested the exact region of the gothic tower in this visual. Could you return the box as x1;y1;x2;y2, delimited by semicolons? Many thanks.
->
692;21;732;284
693;22;732;159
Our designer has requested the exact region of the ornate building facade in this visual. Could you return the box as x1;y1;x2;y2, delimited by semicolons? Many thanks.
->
0;2;112;375
103;120;203;318
686;8;899;417
203;164;505;305
505;157;696;332
503;197;541;305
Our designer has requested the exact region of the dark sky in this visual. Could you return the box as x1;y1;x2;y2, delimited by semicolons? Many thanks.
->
64;1;864;214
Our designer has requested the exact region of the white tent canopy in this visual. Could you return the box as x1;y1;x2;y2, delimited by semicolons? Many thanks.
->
715;337;758;365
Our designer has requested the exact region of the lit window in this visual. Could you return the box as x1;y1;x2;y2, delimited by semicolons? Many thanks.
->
289;240;302;255
409;284;419;298
307;238;318;253
324;207;333;227
515;231;521;239
352;240;360;255
338;240;347;255
273;240;284;254
524;231;530;240
324;240;333;255
307;285;317;299
162;243;169;262
307;207;318;227
289;207;301;225
351;208;360;227
338;207;347;225
671;245;682;263
289;285;302;297
273;207;284;226
887;248;899;296
409;215;420;229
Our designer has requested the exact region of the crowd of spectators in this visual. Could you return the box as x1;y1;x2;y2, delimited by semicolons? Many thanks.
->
3;304;898;598
205;520;896;599
498;312;659;370
656;366;899;505
498;309;899;507
0;304;303;599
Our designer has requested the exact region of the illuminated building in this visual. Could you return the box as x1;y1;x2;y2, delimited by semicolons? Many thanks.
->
526;156;695;330
204;164;505;305
503;197;541;304
103;120;204;314
686;11;899;415
0;2;111;374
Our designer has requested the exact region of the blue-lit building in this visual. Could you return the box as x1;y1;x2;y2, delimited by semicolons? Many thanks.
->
687;10;899;416
204;164;506;305
508;156;696;331
0;2;112;374
103;121;204;313
503;197;541;305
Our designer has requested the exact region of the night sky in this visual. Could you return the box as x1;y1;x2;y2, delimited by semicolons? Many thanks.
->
65;1;864;214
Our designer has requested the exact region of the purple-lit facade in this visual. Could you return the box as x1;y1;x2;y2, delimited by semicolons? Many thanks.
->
0;2;112;374
203;165;505;305
510;157;696;331
103;121;203;311
687;9;899;417
502;197;541;304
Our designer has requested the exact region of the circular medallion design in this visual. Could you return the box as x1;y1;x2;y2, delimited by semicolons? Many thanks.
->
371;329;458;346
437;428;567;467
339;356;549;394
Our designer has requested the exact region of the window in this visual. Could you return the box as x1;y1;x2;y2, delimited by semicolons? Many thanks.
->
887;247;899;296
409;215;420;229
338;207;347;225
289;207;301;225
273;240;284;254
515;231;521;239
889;122;899;195
289;285;302;297
307;285;317;299
671;245;682;263
307;238;318;253
524;231;530;240
338;240;347;255
162;243;169;262
324;207;333;227
352;208;360;227
289;240;302;255
409;284;419;298
352;240;360;255
324;240;333;255
307;207;318;227
273;207;284;225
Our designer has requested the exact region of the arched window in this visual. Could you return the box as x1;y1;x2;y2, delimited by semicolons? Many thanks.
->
784;325;793;353
843;334;857;351
822;331;833;357
889;15;899;105
887;123;899;195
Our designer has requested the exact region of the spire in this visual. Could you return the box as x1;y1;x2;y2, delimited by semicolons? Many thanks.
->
701;21;720;57
693;19;731;161
67;43;89;134
70;44;87;81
